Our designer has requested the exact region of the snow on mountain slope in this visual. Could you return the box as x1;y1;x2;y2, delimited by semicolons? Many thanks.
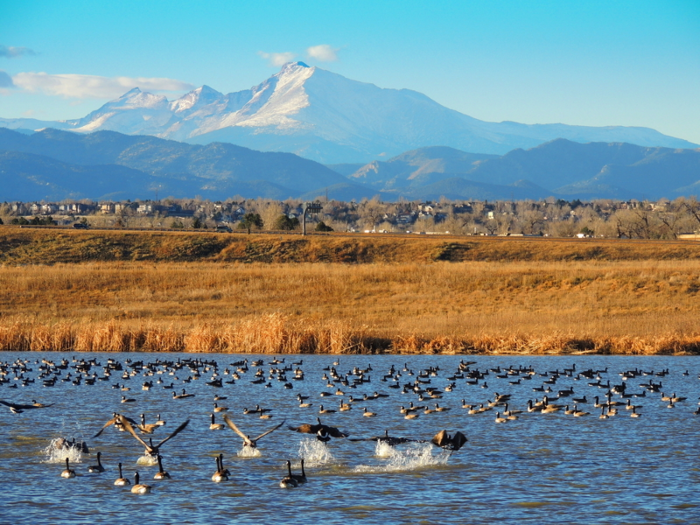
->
71;87;173;135
1;63;696;164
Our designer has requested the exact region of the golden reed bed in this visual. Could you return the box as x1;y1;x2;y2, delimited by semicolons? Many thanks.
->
2;229;700;355
1;316;699;355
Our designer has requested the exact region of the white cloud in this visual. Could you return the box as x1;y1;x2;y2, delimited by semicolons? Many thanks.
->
0;45;36;58
258;51;297;67
11;72;194;99
306;44;339;62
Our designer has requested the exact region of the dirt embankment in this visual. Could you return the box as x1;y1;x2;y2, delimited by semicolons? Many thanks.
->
2;226;700;265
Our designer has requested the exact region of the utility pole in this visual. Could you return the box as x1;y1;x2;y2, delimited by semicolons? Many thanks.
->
302;201;323;236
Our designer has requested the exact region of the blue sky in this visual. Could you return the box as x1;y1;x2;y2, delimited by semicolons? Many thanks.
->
1;0;699;143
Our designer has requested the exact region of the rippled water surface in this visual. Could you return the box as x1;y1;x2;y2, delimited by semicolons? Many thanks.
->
2;352;700;524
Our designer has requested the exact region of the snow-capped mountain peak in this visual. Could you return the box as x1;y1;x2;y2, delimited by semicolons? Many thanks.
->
5;62;695;163
112;88;168;110
169;85;224;113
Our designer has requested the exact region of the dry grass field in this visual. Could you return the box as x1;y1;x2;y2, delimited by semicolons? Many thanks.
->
1;226;700;354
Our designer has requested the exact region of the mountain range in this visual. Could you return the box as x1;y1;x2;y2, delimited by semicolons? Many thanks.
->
1;62;696;164
0;127;698;202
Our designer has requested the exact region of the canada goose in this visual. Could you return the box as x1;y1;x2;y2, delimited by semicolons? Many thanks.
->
210;413;225;430
318;405;336;415
121;395;136;403
434;403;449;412
172;389;195;400
599;407;608;419
221;414;285;449
461;400;472;409
0;399;54;413
288;418;348;439
93;413;139;438
541;403;559;414
52;437;90;454
502;403;521;416
61;457;76;478
349;429;414;446
626;399;642;410
138;414;160;434
131;472;151;494
212;454;229;483
213;403;228;413
431;430;468;451
564;405;575;415
154;455;170;480
339;401;352;412
573;405;589;417
495;412;508;423
114;463;130;486
671;393;687;403
88;451;105;473
630;407;641;418
363;407;376;417
291;458;308;484
254;404;272;416
280;460;299;488
119;415;190;457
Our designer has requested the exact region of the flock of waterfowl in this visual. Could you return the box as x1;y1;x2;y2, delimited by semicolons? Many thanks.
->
2;354;699;494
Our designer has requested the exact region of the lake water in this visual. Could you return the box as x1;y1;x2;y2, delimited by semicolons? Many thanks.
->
1;352;699;524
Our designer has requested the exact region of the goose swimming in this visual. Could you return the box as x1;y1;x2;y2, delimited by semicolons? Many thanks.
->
279;460;298;488
114;462;130;486
60;457;76;479
88;451;105;473
131;471;151;494
154;455;170;480
212;454;229;483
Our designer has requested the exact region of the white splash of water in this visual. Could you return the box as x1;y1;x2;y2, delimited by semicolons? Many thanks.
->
354;442;451;473
237;445;261;458
298;438;334;467
136;455;158;466
374;441;395;458
42;438;83;464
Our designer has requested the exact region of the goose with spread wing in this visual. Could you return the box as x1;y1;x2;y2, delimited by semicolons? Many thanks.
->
222;414;285;449
119;415;190;457
93;413;138;438
288;417;349;440
350;429;420;446
1;399;54;414
431;429;468;451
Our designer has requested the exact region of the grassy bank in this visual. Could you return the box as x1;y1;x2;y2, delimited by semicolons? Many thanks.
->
1;241;700;353
3;225;700;265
